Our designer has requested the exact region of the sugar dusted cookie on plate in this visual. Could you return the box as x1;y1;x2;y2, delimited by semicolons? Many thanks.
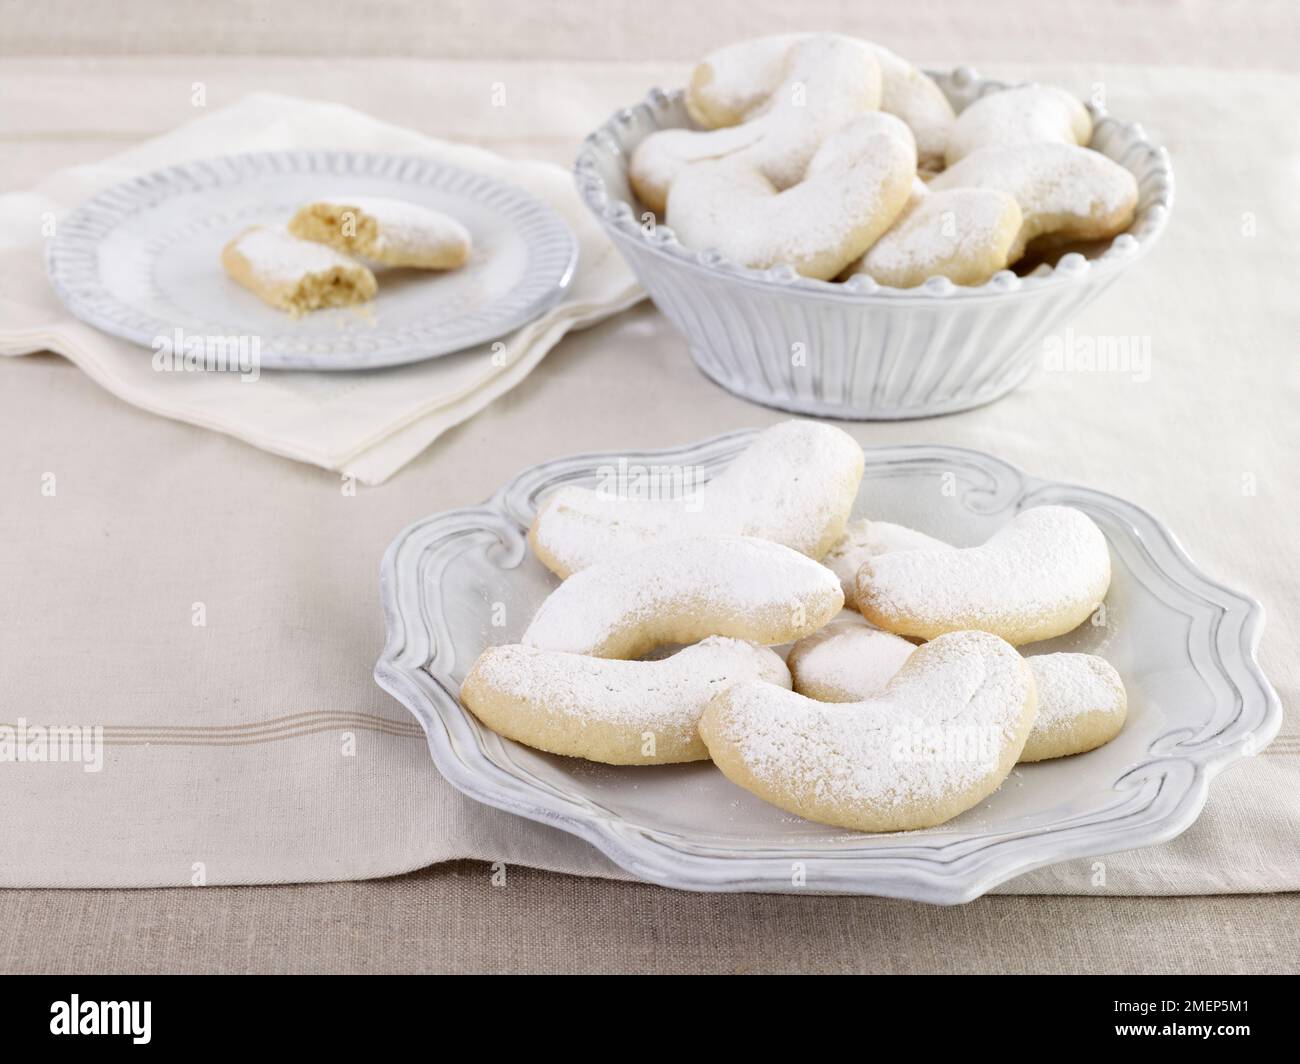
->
221;224;377;316
522;535;844;659
822;518;951;610
785;621;1126;761
289;195;472;269
787;621;916;703
529;420;864;579
1019;653;1127;762
855;505;1111;645
699;630;1037;832
460;637;790;765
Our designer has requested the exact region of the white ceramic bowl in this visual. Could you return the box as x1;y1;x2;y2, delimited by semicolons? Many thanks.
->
574;68;1174;419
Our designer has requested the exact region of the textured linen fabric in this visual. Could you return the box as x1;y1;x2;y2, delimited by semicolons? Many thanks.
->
0;48;1297;916
1;863;1298;974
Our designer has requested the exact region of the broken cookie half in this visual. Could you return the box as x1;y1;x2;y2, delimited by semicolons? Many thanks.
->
221;224;377;316
288;195;472;269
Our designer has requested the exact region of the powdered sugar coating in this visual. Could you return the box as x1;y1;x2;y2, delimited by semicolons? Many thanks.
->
624;123;766;214
290;195;471;268
685;33;796;126
788;622;916;703
460;637;790;764
631;33;882;214
929;143;1138;259
523;535;844;659
227;223;365;282
850;186;1022;288
339;195;470;265
699;630;1036;832
1020;652;1126;761
823;518;951;609
783;623;1126;763
667;111;915;279
870;42;956;170
856;505;1111;645
944;84;1092;167
529;420;864;578
685;33;954;169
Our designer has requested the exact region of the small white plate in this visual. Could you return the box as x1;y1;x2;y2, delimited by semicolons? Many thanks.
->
46;151;579;370
374;431;1280;903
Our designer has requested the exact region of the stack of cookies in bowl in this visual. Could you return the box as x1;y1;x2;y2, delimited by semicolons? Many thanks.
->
575;33;1173;418
459;422;1127;834
629;33;1138;287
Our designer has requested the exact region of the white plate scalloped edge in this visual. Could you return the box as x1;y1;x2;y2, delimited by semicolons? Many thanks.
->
374;431;1279;903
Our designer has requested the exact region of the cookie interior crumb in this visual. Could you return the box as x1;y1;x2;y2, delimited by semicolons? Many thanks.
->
288;198;471;269
220;224;378;317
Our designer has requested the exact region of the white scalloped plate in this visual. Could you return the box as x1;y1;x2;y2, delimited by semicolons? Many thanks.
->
46;151;579;370
375;431;1279;903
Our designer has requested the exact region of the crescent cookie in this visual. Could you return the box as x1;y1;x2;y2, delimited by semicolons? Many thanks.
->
870;41;957;171
221;224;377;316
460;637;791;765
847;186;1023;288
667;111;916;279
945;84;1092;167
684;33;796;127
288;196;471;269
823;518;951;609
631;33;881;214
522;535;844;659
929;143;1138;259
685;33;954;170
529;420;864;579
786;623;1126;761
855;505;1111;645
699;630;1037;832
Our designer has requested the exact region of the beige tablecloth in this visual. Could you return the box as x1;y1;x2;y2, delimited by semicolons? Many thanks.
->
3;864;1297;974
1;56;1297;898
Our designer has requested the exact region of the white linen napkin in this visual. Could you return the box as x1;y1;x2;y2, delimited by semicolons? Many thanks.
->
0;92;642;484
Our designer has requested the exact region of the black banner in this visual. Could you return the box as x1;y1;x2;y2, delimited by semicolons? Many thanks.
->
1;974;1290;1049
